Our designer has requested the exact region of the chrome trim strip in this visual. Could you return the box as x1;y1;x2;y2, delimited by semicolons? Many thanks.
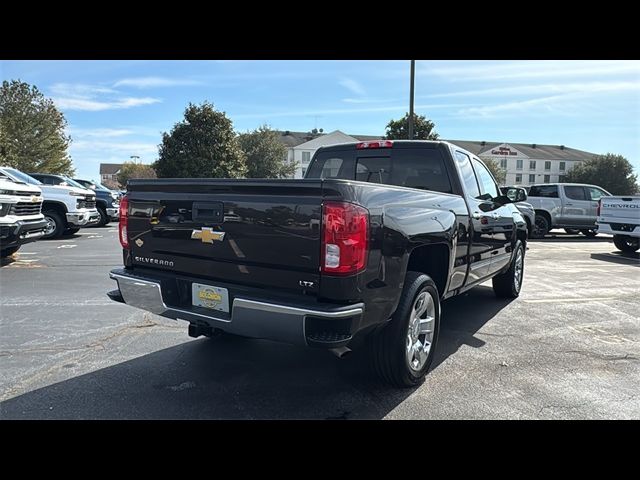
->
232;298;364;318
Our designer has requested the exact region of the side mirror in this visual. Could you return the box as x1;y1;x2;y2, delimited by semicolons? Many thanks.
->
505;186;527;203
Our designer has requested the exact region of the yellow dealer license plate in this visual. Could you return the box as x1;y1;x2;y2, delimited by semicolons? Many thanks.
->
192;283;229;313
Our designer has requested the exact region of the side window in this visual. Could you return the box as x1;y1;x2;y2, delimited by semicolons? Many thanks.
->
355;157;391;183
471;159;499;200
454;151;480;198
587;186;608;201
318;158;343;178
564;186;587;200
529;185;558;198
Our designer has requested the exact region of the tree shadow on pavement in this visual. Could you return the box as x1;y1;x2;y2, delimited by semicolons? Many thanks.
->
0;287;513;420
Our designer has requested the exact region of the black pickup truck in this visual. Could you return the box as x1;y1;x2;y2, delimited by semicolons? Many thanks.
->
108;140;527;387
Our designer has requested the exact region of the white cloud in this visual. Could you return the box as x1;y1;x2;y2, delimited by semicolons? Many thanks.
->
72;140;158;155
49;82;161;111
421;60;640;81
455;95;574;118
339;78;366;96
113;77;204;88
426;81;640;98
54;96;160;111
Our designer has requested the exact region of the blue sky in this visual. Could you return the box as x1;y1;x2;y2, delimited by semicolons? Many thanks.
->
3;60;639;179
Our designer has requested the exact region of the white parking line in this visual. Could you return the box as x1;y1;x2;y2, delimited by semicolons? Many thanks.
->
57;244;77;249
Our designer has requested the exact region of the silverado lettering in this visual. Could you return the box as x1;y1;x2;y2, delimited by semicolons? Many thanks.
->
108;140;528;387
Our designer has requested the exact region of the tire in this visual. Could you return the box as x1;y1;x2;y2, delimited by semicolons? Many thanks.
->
1;246;20;258
368;271;440;388
96;207;109;227
532;214;549;238
613;235;639;253
580;229;598;238
42;210;65;239
492;240;525;298
564;228;580;234
64;227;80;235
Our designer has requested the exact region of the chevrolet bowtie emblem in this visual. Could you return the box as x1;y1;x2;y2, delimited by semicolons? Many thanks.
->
191;227;226;243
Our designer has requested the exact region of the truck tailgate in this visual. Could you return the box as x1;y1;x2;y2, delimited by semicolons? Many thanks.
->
126;179;324;292
600;196;640;221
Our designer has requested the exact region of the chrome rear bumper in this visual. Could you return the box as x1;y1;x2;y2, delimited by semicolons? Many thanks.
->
109;270;364;347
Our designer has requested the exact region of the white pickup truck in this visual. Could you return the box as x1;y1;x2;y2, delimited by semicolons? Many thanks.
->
597;196;640;253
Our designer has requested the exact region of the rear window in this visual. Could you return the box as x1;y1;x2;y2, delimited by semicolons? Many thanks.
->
564;186;586;200
306;148;453;194
529;185;558;198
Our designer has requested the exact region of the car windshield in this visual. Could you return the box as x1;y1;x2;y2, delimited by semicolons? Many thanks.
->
1;167;42;185
88;180;111;191
61;176;89;190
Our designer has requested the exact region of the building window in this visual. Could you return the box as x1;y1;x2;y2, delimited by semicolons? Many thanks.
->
544;174;550;183
529;174;535;183
516;159;523;170
515;174;522;183
529;160;536;170
500;158;507;169
302;151;311;164
545;161;551;171
559;161;566;171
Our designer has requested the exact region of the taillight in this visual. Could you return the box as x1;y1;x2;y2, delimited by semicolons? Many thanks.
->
119;195;129;249
321;201;369;275
596;199;601;217
356;140;393;149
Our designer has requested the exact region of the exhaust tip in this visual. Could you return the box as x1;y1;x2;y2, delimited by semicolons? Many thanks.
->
329;346;352;359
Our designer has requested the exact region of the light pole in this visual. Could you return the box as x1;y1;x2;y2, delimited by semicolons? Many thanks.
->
130;155;140;164
408;60;415;140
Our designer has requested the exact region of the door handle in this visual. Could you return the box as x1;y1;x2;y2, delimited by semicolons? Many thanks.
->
565;203;573;206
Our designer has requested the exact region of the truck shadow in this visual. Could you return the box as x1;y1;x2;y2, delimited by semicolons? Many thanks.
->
0;287;511;420
529;233;612;243
590;251;640;265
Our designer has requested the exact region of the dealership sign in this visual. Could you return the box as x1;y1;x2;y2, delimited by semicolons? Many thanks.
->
491;146;518;156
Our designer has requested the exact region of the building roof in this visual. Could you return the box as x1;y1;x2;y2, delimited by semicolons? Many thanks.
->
99;163;123;175
276;130;384;147
445;140;598;161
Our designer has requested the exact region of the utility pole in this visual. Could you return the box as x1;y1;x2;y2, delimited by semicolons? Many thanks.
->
408;60;415;140
130;155;140;164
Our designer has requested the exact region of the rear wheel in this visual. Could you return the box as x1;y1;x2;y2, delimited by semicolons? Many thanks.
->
532;214;549;238
42;210;65;239
613;235;639;253
581;229;598;238
368;271;440;388
492;240;525;298
1;246;20;258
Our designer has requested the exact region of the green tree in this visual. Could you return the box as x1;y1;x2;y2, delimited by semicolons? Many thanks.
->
154;102;246;178
0;80;73;174
238;125;295;178
565;153;638;195
117;161;157;187
483;158;506;185
384;113;439;140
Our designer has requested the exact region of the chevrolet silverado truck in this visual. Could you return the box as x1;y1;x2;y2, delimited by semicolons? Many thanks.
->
527;183;611;238
0;167;100;239
597;195;640;253
108;140;528;387
0;169;47;258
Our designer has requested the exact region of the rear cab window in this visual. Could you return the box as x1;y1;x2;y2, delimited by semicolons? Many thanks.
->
528;185;559;198
564;186;587;200
306;145;454;194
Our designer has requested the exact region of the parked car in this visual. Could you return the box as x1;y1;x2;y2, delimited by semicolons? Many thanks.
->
0;168;100;239
500;185;534;237
108;140;528;387
0;168;48;258
597;195;640;253
527;183;611;238
71;178;120;226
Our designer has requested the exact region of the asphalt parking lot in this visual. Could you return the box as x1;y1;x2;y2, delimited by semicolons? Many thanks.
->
1;228;638;419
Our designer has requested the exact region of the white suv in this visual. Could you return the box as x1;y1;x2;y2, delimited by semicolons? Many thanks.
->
0;167;100;239
0;169;47;257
